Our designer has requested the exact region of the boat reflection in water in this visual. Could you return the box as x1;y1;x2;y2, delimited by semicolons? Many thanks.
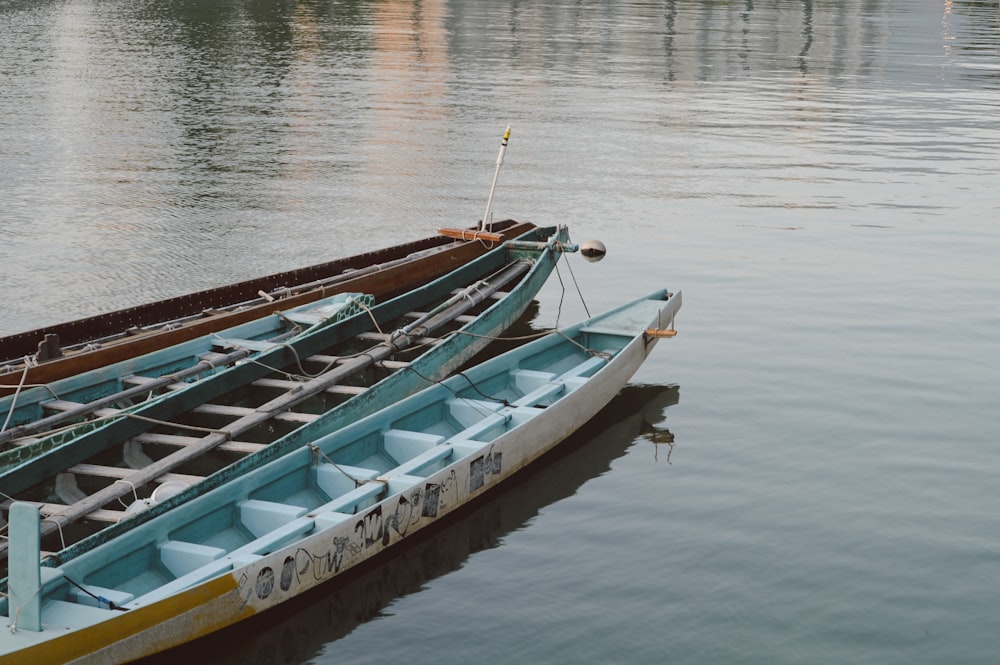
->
139;383;679;665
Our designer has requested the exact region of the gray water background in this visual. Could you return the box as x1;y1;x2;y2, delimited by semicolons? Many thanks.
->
2;1;1000;663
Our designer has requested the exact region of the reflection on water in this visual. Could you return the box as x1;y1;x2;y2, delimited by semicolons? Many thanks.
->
1;1;998;333
137;384;680;665
1;2;998;662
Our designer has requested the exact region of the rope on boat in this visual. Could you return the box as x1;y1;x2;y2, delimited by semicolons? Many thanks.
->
5;584;45;633
114;480;140;508
0;357;32;435
120;413;233;440
308;444;365;487
552;242;591;319
258;295;388;380
2;404;233;447
40;517;66;552
404;363;511;416
62;575;128;612
1;410;120;447
396;248;610;416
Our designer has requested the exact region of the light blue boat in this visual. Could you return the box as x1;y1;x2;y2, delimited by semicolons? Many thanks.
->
0;292;371;470
0;288;681;664
0;225;569;570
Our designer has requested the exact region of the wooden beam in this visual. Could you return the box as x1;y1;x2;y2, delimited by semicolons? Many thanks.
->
437;228;503;243
191;403;319;424
130;432;265;456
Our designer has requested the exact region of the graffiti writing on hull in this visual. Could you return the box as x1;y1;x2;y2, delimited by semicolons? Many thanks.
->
242;482;451;604
469;446;502;492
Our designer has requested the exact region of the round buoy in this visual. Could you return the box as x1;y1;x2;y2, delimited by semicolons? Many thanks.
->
580;239;607;262
151;481;188;503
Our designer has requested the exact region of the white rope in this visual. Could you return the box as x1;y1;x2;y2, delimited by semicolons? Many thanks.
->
7;582;44;633
40;516;66;551
114;480;140;508
308;444;365;487
0;357;32;434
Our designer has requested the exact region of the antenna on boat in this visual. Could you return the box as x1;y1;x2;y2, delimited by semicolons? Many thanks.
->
480;125;511;232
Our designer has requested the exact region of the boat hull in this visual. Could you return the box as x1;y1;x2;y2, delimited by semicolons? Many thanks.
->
0;225;567;570
0;290;682;665
0;221;533;397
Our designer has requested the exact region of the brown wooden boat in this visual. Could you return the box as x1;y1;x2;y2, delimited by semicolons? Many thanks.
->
0;220;533;397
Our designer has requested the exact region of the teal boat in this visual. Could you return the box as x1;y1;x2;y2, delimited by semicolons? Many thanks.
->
169;385;679;664
0;292;372;468
0;220;536;398
0;288;681;664
0;224;570;569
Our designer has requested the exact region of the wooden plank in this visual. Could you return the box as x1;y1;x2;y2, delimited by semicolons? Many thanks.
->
355;332;441;346
403;311;475;324
300;354;410;371
192;403;319;424
328;385;366;396
250;377;303;391
42;400;121;418
131;432;265;456
11;502;128;524
378;360;410;370
68;463;202;486
79;508;127;524
437;227;503;242
250;378;366;397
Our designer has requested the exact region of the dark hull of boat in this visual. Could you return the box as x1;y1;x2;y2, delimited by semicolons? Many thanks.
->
0;220;532;396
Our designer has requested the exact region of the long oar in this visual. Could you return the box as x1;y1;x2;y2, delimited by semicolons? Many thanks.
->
480;126;511;232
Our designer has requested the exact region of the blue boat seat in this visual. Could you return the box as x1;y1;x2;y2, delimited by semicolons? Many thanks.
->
315;464;379;499
446;398;504;429
383;430;446;464
228;516;316;559
453;413;510;441
511;381;566;408
130;559;236;608
134;514;318;608
314;481;386;515
40;566;65;593
159;540;228;578
68;583;135;610
510;369;558;395
383;444;453;478
556;353;609;380
239;500;309;539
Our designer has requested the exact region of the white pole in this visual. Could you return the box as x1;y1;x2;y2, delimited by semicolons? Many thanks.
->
480;126;511;232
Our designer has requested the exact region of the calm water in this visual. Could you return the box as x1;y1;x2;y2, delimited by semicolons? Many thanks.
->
3;1;1000;663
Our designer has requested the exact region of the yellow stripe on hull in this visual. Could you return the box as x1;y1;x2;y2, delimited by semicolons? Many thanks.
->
1;574;251;665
